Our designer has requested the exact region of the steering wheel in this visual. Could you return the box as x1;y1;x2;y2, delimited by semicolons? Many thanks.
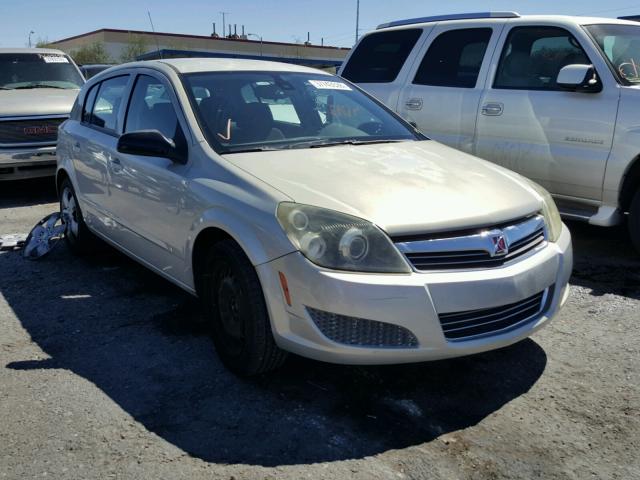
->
357;121;384;136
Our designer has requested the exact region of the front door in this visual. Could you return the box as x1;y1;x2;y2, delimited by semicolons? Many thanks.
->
474;25;620;201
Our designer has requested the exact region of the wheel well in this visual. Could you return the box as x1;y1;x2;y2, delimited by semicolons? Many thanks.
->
620;156;640;212
192;227;234;297
55;169;69;196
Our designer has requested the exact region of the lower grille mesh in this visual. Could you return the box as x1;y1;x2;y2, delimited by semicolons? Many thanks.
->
306;307;419;348
438;289;548;341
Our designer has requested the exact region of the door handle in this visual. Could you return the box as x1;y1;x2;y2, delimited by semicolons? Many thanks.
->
109;157;123;173
73;141;81;151
481;103;504;116
405;98;423;110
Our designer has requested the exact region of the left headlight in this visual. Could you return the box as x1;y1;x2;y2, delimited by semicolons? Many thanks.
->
276;202;411;273
526;180;563;242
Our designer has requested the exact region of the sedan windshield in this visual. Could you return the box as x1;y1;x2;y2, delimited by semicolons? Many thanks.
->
0;53;84;90
585;24;640;84
183;71;421;153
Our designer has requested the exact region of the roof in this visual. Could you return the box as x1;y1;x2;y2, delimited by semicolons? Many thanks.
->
158;57;332;74
136;48;342;67
0;47;67;55
50;28;350;52
375;13;640;31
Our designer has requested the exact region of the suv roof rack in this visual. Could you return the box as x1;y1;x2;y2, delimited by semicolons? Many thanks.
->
377;11;520;29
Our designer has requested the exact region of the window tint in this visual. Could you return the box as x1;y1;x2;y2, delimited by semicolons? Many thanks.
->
90;75;129;132
341;29;423;83
82;83;99;123
125;75;180;141
494;27;590;90
413;28;492;88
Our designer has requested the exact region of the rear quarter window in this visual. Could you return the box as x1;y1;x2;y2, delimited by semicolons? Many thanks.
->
341;29;423;83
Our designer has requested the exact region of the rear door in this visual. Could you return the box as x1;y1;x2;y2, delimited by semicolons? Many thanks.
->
72;74;131;236
397;21;505;153
340;27;431;108
474;24;619;201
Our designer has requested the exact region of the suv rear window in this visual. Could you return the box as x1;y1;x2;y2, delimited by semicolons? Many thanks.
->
341;29;423;83
413;28;492;88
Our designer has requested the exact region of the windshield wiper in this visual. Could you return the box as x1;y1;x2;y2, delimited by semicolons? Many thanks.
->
223;147;281;154
307;139;411;149
12;84;69;90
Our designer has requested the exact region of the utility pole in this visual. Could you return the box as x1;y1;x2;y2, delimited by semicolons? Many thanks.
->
219;12;230;38
28;30;35;48
355;0;360;45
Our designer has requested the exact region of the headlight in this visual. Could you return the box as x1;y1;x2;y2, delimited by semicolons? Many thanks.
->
526;181;563;242
277;203;410;273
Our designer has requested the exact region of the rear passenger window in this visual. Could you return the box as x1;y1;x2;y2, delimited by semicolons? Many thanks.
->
125;75;181;141
82;84;99;123
90;75;129;133
341;29;423;83
494;27;591;90
413;28;492;88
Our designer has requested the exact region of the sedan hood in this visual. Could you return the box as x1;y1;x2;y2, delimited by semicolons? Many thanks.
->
224;141;543;236
0;88;79;117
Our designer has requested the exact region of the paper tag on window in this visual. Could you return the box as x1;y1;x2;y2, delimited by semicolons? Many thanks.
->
41;55;69;63
308;80;351;90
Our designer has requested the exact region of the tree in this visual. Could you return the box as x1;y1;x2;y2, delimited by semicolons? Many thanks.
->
35;37;52;48
70;42;111;65
119;35;150;63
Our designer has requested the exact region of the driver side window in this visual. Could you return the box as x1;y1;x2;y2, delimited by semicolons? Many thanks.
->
124;74;182;142
494;27;591;90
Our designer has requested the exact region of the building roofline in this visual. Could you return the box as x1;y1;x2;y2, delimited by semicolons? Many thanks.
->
49;28;351;51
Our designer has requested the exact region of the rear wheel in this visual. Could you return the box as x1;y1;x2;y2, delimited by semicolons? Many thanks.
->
59;178;97;255
629;188;640;253
202;239;287;376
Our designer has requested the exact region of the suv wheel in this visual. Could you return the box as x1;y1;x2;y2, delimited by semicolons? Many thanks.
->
202;239;288;376
629;188;640;253
59;178;98;254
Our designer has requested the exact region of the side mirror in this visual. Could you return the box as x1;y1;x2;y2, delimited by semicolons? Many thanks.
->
117;130;187;164
557;64;602;93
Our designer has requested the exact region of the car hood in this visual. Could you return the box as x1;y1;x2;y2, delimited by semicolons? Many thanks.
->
0;88;79;117
224;141;543;236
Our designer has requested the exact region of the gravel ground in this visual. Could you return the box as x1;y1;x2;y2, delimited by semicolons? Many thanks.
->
1;178;639;480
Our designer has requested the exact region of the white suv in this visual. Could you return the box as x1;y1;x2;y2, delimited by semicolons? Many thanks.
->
340;12;640;251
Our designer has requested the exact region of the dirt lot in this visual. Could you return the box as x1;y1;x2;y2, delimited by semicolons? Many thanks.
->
1;178;639;480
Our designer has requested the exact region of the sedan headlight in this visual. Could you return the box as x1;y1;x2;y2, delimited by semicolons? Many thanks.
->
527;181;563;242
277;203;410;273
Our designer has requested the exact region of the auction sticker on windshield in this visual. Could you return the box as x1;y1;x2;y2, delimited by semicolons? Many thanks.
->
40;55;69;63
308;80;351;90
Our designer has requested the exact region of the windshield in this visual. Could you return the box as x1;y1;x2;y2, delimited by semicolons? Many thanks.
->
585;24;640;84
0;53;84;90
182;71;421;153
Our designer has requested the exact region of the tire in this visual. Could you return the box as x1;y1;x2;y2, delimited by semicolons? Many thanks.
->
59;178;98;255
629;188;640;254
202;239;287;376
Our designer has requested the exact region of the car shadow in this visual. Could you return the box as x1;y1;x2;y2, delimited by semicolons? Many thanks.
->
0;177;57;209
566;220;640;300
1;245;547;467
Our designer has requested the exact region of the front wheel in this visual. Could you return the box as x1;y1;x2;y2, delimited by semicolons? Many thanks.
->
629;188;640;253
202;239;287;376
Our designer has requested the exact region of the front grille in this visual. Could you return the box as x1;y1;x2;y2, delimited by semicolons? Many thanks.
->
438;289;548;341
395;215;546;271
0;117;66;146
306;307;419;348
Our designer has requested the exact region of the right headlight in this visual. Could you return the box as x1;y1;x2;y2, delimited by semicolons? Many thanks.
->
276;202;411;273
526;180;563;242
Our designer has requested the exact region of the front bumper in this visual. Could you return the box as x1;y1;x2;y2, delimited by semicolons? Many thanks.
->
256;223;572;365
0;145;57;180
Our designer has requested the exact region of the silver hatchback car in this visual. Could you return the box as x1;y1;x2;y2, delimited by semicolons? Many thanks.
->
56;59;572;375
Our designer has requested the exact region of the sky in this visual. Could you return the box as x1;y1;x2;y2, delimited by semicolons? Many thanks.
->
2;0;640;49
